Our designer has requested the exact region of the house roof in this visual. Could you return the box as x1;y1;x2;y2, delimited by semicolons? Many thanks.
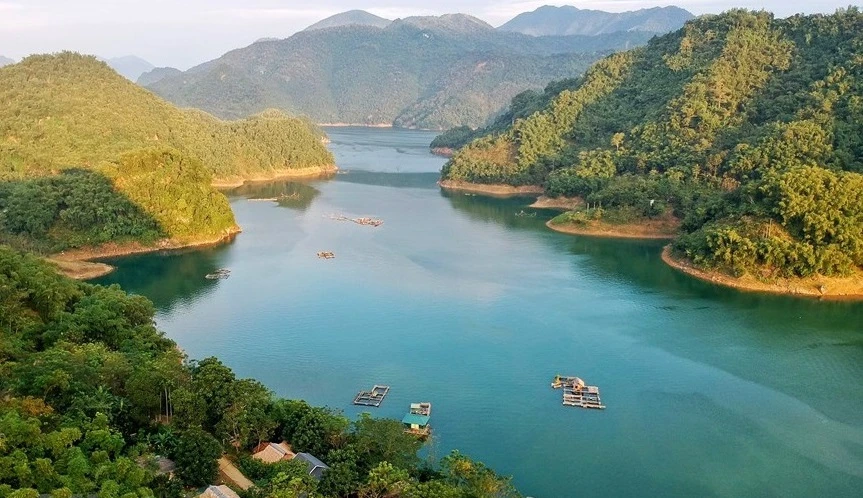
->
217;457;253;491
402;413;430;426
200;485;240;498
294;452;330;479
252;441;295;464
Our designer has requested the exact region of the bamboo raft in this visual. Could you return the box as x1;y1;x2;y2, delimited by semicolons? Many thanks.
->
326;214;383;227
317;251;335;259
353;385;390;407
551;375;605;409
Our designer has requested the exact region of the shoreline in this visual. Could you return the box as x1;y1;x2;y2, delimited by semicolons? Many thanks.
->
438;179;544;197
47;226;242;280
319;123;393;128
661;246;863;300
530;195;584;211
545;219;677;240
431;147;455;157
212;165;337;188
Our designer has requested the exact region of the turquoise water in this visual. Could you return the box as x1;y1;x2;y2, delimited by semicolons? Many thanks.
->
97;128;863;497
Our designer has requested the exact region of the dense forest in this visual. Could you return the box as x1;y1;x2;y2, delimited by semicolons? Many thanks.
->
145;15;666;130
0;246;520;497
440;9;863;282
0;53;333;253
0;53;333;182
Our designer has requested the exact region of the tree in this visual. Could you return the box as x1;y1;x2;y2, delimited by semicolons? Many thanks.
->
353;414;421;472
171;428;221;487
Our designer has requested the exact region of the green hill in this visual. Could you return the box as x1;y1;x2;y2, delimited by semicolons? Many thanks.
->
0;52;333;183
442;9;863;289
0;53;333;253
145;15;661;129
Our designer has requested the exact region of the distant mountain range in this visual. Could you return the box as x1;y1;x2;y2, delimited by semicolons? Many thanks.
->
498;5;694;36
304;10;391;31
0;55;14;67
145;13;667;129
101;55;155;81
137;66;182;86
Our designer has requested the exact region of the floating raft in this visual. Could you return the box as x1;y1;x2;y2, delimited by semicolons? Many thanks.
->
552;375;605;409
403;402;432;438
317;251;335;259
326;214;383;227
205;268;231;280
353;385;390;407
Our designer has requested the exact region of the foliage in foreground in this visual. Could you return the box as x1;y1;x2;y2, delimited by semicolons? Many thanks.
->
440;9;863;280
0;246;519;497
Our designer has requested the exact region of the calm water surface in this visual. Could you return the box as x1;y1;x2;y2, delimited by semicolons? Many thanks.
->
98;127;863;497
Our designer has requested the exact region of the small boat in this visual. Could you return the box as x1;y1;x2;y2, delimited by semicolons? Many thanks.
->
317;251;335;259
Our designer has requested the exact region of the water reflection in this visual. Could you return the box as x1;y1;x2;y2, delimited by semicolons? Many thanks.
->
225;180;322;211
334;170;440;189
440;189;554;230
94;242;234;312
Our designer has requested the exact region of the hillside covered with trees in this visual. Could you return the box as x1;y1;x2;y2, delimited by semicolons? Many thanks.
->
0;53;333;183
0;53;334;254
145;14;663;130
440;9;863;290
0;246;520;497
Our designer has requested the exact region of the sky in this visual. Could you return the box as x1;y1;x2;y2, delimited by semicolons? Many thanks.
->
0;0;855;69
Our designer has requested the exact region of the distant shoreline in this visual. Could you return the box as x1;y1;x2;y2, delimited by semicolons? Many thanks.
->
319;123;445;132
319;123;393;128
438;179;544;196
212;165;337;188
47;227;242;280
661;246;863;300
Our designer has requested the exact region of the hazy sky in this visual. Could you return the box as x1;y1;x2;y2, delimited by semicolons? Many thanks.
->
0;0;854;69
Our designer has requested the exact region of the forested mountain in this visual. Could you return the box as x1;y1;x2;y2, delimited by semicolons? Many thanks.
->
0;246;520;497
499;5;694;37
102;54;155;81
145;15;658;129
303;9;391;31
137;66;182;86
0;53;333;252
442;10;863;286
0;55;13;67
0;53;332;181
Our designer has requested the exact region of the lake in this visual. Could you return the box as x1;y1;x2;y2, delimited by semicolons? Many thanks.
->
97;127;863;497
